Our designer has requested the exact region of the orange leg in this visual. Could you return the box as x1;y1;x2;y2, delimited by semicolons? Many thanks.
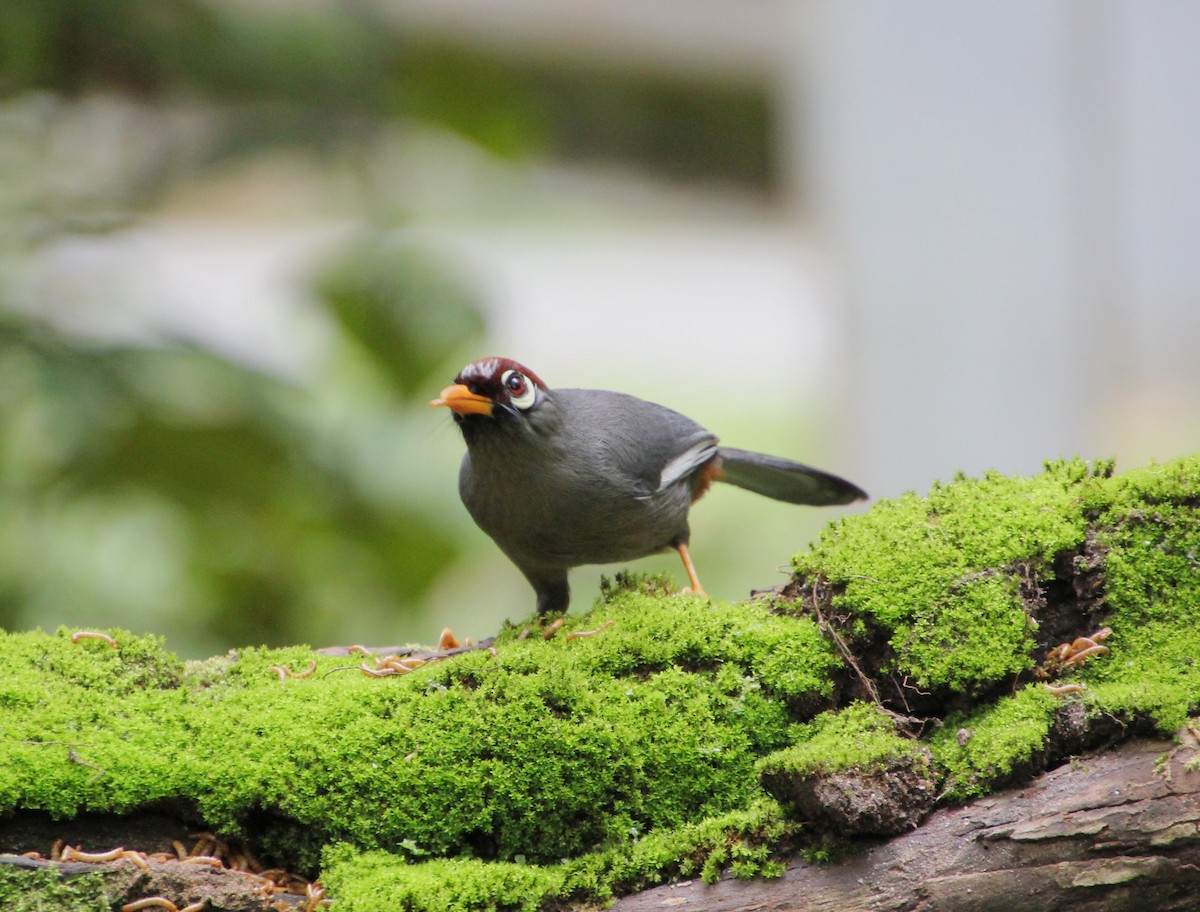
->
675;542;708;598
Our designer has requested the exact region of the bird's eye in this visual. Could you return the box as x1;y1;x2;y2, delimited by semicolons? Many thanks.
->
501;369;537;410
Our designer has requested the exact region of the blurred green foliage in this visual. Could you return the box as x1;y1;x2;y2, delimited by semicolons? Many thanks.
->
0;1;510;654
0;242;481;655
316;237;484;397
0;0;772;655
0;0;771;189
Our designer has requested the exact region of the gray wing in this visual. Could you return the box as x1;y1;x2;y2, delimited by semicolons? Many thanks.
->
553;389;718;499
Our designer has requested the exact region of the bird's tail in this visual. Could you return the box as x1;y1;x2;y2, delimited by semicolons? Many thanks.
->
715;447;867;506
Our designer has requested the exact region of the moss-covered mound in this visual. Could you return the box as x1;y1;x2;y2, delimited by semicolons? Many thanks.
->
2;455;1199;911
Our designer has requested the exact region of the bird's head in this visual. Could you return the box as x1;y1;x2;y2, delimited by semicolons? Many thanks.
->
430;358;549;431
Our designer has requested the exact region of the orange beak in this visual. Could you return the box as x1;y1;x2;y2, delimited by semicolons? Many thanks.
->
430;383;494;417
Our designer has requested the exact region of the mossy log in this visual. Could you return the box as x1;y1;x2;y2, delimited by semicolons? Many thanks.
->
616;734;1200;912
2;456;1199;911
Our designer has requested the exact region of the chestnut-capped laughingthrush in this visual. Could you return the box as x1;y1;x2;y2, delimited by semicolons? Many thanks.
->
432;357;867;615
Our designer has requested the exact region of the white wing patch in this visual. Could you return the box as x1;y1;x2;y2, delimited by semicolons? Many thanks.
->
657;440;719;492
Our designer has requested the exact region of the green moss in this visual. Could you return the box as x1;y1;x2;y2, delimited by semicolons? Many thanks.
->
789;455;1200;799
898;572;1034;691
5;455;1200;910
322;799;792;912
794;459;1097;692
321;847;564;912
756;702;925;781
0;604;815;872
560;798;791;893
0;866;115;911
929;685;1058;800
514;589;839;708
1078;456;1200;732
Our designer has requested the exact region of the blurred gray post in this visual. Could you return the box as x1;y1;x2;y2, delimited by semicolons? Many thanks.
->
783;2;1200;497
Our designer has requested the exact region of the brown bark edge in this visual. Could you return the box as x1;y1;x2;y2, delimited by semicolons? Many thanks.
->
614;735;1200;912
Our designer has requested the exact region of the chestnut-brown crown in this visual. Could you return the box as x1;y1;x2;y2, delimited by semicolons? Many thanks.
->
454;357;547;412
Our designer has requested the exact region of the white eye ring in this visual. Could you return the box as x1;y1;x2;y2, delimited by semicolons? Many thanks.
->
501;369;538;410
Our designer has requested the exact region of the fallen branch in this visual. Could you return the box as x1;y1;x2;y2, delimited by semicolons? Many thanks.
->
614;735;1200;912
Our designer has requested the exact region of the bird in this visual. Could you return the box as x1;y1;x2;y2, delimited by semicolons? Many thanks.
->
431;357;866;616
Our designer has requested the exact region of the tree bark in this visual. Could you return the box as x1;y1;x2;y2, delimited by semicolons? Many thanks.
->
614;735;1200;912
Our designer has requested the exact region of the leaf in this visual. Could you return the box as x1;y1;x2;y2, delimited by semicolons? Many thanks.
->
316;235;485;398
